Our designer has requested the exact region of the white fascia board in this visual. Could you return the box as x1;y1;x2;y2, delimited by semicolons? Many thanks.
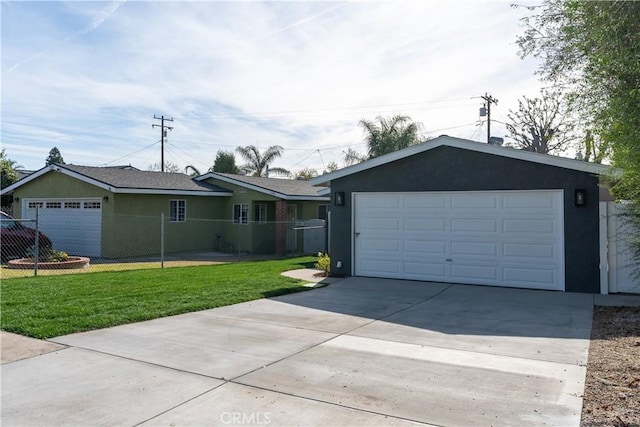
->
0;165;56;194
0;165;231;197
317;187;330;196
310;135;610;186
197;172;328;201
1;165;116;194
111;188;232;196
283;195;330;201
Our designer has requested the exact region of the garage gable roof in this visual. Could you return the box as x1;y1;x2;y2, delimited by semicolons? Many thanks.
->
1;164;232;196
196;172;330;201
310;135;610;186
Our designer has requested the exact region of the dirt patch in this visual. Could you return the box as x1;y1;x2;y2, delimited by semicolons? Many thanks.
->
581;306;640;427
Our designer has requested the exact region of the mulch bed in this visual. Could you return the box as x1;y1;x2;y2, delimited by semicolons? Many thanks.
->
581;306;640;427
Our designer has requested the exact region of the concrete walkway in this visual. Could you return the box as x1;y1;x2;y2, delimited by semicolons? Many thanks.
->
1;274;637;426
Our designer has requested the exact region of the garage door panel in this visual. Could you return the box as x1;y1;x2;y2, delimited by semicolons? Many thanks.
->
404;218;446;231
451;193;498;209
451;264;498;281
404;240;446;254
451;218;498;232
503;192;556;209
360;238;400;251
404;262;448;279
403;194;446;208
360;217;399;231
503;243;555;259
359;259;401;276
503;267;556;286
451;241;498;256
503;218;555;234
359;195;400;209
354;191;564;291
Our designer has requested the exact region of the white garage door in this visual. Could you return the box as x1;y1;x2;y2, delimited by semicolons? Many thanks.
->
23;199;102;257
354;190;565;291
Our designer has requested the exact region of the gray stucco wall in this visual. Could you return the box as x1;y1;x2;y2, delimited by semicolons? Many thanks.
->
329;146;600;293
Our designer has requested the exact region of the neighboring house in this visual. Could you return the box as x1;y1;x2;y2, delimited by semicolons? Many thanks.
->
15;169;36;181
0;164;329;258
196;172;330;255
1;164;230;258
311;135;609;293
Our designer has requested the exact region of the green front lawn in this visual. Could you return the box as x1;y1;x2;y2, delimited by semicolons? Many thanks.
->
1;256;315;339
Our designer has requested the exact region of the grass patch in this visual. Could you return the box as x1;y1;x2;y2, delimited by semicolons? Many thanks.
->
1;256;316;339
0;260;227;279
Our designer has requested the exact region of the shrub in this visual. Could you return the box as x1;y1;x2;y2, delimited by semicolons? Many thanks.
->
26;247;69;262
315;252;330;275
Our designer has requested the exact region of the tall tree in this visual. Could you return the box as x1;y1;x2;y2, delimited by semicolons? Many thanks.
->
359;115;424;159
515;0;640;199
236;145;290;177
293;167;318;180
324;161;339;173
505;90;576;154
342;148;366;166
1;150;19;206
148;162;181;173
210;150;239;174
575;130;610;164
45;147;65;165
516;0;640;271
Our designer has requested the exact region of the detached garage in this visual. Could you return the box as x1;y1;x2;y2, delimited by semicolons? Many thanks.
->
310;136;608;293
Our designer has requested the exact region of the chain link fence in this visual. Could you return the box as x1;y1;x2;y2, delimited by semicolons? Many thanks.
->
1;207;326;278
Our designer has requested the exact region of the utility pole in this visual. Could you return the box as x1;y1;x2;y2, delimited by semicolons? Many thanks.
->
152;115;174;172
480;93;498;144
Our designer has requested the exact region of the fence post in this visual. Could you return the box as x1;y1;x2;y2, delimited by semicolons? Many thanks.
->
160;212;165;269
34;206;39;277
237;222;241;262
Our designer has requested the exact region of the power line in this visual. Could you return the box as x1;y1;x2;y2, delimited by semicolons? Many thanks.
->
101;140;161;166
152;115;173;172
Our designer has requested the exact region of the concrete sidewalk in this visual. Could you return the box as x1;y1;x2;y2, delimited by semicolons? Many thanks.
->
1;275;634;426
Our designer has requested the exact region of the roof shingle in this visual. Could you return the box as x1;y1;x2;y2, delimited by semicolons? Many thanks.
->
61;164;229;193
213;173;327;197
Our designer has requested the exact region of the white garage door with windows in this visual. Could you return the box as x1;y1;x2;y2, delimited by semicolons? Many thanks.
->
23;198;102;257
353;190;565;291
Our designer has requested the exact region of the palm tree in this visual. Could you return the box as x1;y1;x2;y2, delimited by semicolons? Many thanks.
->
359;115;424;159
236;145;290;177
342;148;366;166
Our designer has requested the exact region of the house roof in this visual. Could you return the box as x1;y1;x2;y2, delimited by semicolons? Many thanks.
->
196;172;330;201
310;135;610;186
1;164;232;196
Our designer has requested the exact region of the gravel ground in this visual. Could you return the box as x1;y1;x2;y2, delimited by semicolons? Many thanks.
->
581;306;640;427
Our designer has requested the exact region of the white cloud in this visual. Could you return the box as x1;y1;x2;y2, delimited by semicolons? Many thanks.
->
1;0;545;173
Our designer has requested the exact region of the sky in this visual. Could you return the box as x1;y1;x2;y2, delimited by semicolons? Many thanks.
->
1;0;545;176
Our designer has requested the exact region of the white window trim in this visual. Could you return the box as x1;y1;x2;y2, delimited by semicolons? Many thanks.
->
254;203;267;223
170;199;186;223
233;203;249;224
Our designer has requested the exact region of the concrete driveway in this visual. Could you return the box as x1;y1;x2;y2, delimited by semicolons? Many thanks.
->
1;277;593;426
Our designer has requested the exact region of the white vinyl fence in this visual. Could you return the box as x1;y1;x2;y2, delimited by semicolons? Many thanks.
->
600;202;639;294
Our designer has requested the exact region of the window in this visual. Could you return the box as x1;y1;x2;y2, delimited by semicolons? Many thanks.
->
170;200;186;222
65;202;81;209
46;201;62;209
318;204;329;220
233;204;249;224
254;203;267;223
84;201;101;209
28;202;43;209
